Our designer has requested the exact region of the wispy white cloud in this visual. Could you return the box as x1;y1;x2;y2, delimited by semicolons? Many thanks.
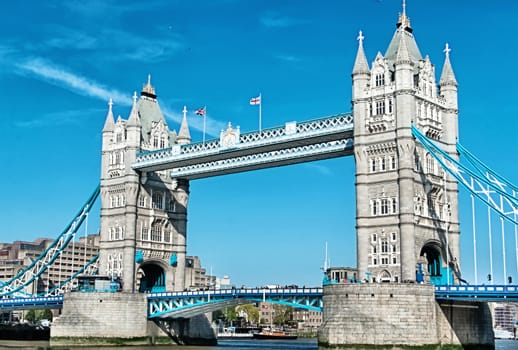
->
16;58;132;105
14;108;104;128
13;57;225;136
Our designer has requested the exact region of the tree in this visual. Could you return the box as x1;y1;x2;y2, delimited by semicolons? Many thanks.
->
273;304;293;327
25;310;36;323
223;306;237;324
236;304;259;325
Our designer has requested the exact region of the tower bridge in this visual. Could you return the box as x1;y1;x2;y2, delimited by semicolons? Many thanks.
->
3;2;516;349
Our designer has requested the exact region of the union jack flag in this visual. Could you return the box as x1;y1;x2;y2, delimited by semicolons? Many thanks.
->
195;106;206;116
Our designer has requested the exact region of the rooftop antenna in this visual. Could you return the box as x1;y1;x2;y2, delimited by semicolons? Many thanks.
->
322;241;330;272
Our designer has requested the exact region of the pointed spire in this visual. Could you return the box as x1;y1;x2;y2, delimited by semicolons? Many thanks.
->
177;105;191;145
395;28;412;65
102;98;115;132
352;30;370;75
439;43;457;86
127;91;141;127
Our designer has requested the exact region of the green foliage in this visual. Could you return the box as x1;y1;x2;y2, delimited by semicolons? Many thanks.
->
236;304;259;324
273;304;293;326
24;309;52;323
25;310;36;322
223;306;237;321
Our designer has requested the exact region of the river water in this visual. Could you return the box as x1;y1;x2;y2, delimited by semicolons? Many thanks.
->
2;338;517;349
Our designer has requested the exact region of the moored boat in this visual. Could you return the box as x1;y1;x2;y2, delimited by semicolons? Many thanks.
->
252;329;297;340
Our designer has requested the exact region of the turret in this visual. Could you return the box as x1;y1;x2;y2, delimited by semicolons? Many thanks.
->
102;98;115;147
126;92;141;148
440;43;459;147
352;30;370;100
177;106;191;145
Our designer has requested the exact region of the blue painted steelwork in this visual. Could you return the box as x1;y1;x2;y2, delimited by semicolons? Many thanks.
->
0;296;63;310
147;287;323;318
0;186;100;297
40;255;99;297
412;125;518;225
435;285;518;301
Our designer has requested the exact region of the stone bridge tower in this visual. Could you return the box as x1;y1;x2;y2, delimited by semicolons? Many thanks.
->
352;6;460;283
99;77;191;292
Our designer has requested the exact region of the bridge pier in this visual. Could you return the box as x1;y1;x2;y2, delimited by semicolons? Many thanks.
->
318;284;494;349
50;292;216;347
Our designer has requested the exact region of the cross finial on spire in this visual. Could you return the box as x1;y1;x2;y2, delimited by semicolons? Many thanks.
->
357;30;364;45
108;98;113;111
444;43;451;57
147;74;151;85
402;0;406;17
132;91;137;105
183;105;187;119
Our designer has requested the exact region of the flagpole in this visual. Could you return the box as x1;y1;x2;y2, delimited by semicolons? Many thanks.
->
259;93;262;133
203;106;206;145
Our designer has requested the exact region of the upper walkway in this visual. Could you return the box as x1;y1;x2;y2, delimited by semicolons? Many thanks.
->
132;113;353;179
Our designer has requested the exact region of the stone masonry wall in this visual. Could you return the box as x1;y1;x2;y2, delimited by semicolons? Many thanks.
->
319;283;439;346
51;292;153;340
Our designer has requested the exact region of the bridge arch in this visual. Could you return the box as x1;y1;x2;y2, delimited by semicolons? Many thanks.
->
419;241;443;284
377;269;392;283
138;260;168;293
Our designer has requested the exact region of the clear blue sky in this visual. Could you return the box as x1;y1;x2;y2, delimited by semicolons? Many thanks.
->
1;1;517;287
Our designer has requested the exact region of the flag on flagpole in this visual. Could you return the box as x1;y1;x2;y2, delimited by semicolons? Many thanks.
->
249;95;261;105
195;106;206;116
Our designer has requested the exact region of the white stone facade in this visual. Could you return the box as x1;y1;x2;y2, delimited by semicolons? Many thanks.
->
99;79;192;292
352;8;460;283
